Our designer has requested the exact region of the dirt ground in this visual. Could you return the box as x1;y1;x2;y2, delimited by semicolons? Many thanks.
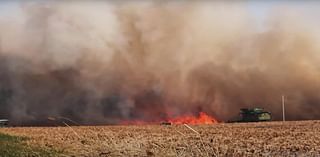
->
1;121;320;157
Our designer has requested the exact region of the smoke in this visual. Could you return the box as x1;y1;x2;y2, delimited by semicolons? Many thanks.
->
0;1;320;125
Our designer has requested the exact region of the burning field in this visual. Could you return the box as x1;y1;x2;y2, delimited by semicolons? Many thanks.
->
1;121;320;156
1;1;320;126
121;112;218;125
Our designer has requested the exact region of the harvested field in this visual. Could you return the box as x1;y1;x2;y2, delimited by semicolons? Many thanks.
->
1;121;320;157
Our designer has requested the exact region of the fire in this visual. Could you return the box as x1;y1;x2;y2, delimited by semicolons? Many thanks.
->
168;112;218;124
121;112;218;125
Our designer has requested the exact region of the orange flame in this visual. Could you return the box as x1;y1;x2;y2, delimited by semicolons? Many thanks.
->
121;112;218;125
168;112;218;124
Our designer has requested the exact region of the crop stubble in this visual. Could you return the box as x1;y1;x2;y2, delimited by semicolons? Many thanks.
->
0;121;320;156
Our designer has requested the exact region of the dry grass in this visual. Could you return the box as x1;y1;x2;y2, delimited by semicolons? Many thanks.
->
1;121;320;157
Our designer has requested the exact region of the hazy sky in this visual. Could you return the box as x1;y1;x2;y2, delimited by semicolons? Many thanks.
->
0;1;311;18
0;1;319;30
0;1;317;17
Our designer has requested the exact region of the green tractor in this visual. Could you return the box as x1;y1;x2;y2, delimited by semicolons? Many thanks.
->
0;119;9;127
229;108;272;122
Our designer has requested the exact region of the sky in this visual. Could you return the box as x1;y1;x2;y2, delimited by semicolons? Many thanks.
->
1;1;318;31
0;1;317;17
0;1;287;20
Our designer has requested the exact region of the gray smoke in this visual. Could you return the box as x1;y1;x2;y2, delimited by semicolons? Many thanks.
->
0;1;320;125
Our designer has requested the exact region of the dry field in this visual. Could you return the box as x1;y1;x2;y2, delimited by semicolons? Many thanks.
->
1;121;320;157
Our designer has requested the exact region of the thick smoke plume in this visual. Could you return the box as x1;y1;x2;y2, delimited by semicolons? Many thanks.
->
0;1;320;125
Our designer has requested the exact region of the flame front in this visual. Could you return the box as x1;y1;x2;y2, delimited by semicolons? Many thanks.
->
168;112;218;124
121;112;218;125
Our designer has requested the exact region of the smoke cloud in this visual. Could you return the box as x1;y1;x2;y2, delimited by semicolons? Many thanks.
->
0;1;320;125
